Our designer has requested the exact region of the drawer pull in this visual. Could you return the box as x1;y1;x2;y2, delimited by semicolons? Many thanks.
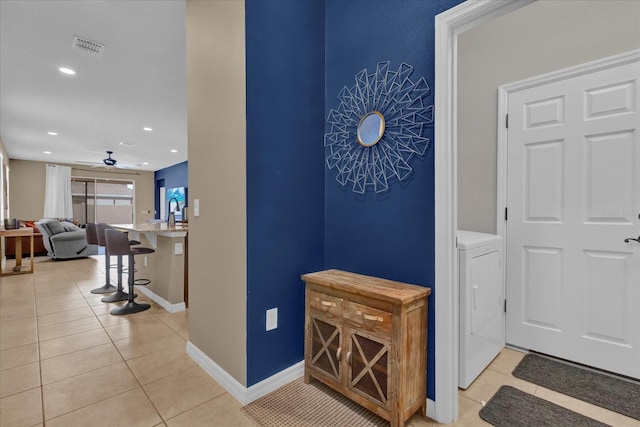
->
321;300;336;307
356;310;384;322
336;347;342;361
346;351;352;366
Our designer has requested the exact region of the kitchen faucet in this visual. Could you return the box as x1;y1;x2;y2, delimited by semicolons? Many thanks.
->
168;197;180;226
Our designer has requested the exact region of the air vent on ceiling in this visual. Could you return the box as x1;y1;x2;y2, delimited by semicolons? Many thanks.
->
72;36;104;58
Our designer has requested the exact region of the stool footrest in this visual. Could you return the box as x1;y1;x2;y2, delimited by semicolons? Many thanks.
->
134;278;151;286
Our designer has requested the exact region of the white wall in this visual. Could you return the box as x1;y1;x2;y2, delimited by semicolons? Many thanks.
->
457;0;640;233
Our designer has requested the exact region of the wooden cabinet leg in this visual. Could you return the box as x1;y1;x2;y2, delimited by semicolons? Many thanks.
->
13;237;23;272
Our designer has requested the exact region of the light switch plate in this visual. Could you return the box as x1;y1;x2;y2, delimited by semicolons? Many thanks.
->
174;242;183;255
266;308;278;331
194;198;200;217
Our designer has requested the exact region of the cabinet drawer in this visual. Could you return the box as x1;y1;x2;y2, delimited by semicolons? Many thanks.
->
309;291;343;319
344;301;392;336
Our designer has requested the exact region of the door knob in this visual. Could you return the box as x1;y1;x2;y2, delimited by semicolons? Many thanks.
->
624;236;640;243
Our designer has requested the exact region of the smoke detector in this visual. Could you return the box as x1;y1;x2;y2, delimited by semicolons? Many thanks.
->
72;36;105;58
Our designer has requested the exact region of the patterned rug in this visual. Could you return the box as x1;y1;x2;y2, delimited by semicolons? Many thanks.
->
242;378;388;427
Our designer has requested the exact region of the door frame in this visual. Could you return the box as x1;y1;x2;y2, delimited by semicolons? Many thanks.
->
433;0;533;423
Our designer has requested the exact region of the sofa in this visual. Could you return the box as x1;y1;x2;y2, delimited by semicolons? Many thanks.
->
35;219;98;260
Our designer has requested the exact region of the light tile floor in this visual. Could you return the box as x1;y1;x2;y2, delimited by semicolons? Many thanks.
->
1;256;638;426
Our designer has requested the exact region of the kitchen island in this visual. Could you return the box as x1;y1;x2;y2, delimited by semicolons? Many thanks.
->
112;223;188;312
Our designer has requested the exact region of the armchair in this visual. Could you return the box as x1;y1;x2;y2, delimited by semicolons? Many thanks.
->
35;219;98;260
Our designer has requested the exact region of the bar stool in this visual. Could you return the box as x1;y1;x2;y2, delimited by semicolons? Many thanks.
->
105;229;155;315
96;223;131;302
88;223;117;294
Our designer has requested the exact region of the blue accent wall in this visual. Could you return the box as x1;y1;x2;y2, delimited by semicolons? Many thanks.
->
325;0;462;400
243;0;462;397
245;0;326;386
154;161;188;219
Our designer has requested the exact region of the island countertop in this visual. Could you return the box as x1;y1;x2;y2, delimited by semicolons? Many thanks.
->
110;222;189;311
111;223;188;233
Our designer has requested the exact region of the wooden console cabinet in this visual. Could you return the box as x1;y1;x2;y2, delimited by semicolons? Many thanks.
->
302;269;431;427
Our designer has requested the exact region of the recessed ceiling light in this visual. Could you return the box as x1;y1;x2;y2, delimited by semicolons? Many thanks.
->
43;151;52;154
143;127;152;132
170;149;178;153
47;132;58;136
59;67;76;75
143;162;149;165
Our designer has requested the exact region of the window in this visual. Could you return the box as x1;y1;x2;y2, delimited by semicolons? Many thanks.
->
72;178;135;225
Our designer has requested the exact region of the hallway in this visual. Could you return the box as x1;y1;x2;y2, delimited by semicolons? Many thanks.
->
1;256;636;426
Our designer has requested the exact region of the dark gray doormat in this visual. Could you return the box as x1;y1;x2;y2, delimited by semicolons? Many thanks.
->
479;386;609;427
512;353;640;421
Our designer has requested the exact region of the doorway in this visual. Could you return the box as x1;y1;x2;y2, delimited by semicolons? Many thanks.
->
501;51;640;379
71;177;135;225
436;0;640;423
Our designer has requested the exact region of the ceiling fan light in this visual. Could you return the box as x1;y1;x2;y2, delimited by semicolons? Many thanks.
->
59;67;76;75
103;150;117;166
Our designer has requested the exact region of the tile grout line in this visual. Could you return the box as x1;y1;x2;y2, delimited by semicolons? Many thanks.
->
33;269;47;427
36;262;130;423
81;256;168;425
38;263;114;423
4;259;191;426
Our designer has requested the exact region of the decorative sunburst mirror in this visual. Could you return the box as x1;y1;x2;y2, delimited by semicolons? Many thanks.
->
324;61;433;194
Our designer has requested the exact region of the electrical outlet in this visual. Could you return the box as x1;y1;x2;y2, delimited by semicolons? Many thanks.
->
144;256;148;267
266;308;278;331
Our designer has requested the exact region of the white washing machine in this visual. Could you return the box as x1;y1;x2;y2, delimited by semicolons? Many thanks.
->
458;230;504;389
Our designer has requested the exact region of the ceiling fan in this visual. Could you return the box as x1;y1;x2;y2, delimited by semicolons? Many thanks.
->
103;150;117;166
75;150;141;170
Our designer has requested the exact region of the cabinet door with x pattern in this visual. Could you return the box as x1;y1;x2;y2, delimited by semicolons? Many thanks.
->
308;315;343;382
346;329;390;408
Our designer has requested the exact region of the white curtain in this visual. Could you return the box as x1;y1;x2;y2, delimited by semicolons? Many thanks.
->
44;164;73;219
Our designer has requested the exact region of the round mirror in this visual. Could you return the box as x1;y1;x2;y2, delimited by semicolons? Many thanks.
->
357;111;385;147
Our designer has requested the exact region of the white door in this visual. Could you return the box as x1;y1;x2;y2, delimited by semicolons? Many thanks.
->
506;58;640;378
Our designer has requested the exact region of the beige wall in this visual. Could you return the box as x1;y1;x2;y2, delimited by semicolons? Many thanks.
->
186;0;247;385
8;159;154;222
457;0;640;234
7;160;46;220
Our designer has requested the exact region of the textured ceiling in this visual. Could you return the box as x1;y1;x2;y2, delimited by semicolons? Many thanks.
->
0;0;188;172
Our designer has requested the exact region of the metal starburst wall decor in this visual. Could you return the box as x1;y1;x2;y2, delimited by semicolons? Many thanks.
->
324;61;433;194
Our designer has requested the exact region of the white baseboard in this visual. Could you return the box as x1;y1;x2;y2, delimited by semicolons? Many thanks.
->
245;360;304;404
186;340;436;419
427;398;436;420
186;341;303;405
134;285;185;313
